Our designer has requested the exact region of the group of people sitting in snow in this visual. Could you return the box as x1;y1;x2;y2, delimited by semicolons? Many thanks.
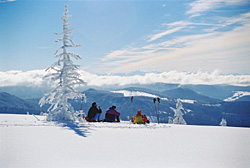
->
85;102;149;124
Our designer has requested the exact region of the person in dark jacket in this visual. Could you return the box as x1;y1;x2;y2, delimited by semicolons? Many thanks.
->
86;102;102;122
104;105;120;122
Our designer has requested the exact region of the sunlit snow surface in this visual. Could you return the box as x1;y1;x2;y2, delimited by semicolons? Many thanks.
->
1;114;250;168
224;91;250;101
111;90;160;98
179;99;196;104
111;90;198;103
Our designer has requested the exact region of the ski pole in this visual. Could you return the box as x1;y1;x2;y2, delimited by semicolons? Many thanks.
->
153;98;158;123
157;97;160;124
131;96;134;121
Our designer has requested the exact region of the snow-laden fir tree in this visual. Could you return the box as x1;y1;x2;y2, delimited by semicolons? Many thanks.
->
220;118;227;126
39;4;86;121
172;98;187;125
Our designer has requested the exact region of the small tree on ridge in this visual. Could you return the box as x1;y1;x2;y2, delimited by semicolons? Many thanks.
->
173;98;187;125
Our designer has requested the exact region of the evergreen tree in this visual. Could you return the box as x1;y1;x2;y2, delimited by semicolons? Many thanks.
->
39;4;86;121
173;98;187;125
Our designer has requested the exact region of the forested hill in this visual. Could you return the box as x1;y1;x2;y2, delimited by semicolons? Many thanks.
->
0;92;40;114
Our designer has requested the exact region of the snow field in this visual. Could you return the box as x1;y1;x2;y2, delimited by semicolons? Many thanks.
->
1;114;250;168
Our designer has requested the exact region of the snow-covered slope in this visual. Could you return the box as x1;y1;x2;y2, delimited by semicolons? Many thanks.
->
1;114;250;168
0;92;39;114
224;91;250;101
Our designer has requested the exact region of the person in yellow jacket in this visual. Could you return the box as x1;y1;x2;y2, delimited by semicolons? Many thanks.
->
132;110;150;124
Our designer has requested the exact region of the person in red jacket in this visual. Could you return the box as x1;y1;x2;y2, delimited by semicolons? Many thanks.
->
133;110;150;124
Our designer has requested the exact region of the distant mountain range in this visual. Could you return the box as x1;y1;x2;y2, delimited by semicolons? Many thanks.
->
0;92;40;114
162;87;220;103
1;83;250;100
0;83;250;127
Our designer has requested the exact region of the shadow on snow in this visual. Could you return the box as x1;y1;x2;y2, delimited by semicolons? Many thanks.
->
58;122;92;138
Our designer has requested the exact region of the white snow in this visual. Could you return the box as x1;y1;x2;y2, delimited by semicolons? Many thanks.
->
111;90;158;98
1;114;250;168
202;103;221;107
179;99;196;104
185;109;192;113
111;90;169;100
224;91;250;101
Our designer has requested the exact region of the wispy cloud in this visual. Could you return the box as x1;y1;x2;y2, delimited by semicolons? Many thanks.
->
148;27;184;42
205;11;250;32
107;23;250;74
187;0;248;17
0;0;16;3
147;21;202;42
99;0;250;75
1;69;250;87
100;46;158;71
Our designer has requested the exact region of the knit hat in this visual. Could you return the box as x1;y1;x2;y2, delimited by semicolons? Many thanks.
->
137;110;142;115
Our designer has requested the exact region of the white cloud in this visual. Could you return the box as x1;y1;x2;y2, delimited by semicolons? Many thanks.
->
187;0;248;17
100;47;158;71
100;10;250;75
112;29;249;74
148;27;184;42
90;0;250;76
1;69;250;87
101;50;128;61
147;20;208;42
0;70;47;87
0;0;16;3
163;21;194;27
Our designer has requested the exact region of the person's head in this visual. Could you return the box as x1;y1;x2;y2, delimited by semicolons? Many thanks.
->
111;105;116;110
137;110;142;115
92;102;97;107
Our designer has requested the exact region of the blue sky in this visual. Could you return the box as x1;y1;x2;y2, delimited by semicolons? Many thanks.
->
1;0;250;75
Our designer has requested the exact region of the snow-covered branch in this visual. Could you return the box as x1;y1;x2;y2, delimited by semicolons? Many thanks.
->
39;4;86;121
